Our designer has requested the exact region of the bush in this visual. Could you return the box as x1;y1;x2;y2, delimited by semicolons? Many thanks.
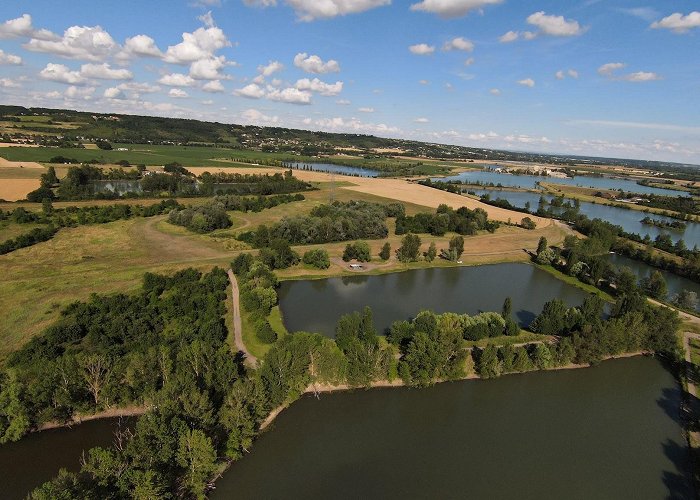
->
255;320;278;344
342;242;371;262
95;140;112;150
521;217;537;230
26;186;55;202
303;249;330;269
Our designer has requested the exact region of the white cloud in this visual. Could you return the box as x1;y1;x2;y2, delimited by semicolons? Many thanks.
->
0;49;22;65
267;87;312;104
201;99;214;105
358;107;375;113
598;62;625;76
121;35;162;58
239;108;280;125
202;80;225;92
336;99;351;105
409;43;435;55
499;30;519;43
0;78;21;88
24;25;118;61
651;12;700;34
293;53;340;74
104;87;126;99
464;57;475;66
189;56;226;79
80;63;133;80
282;0;390;21
243;0;278;6
117;82;161;94
526;11;585;37
517;78;535;88
414;117;429;123
0;14;56;41
163;25;230;64
158;73;196;86
39;63;85;85
419;79;430;85
410;0;503;19
489;88;501;95
64;85;95;100
295;78;343;96
234;83;266;99
598;63;660;82
312;116;399;135
258;60;284;77
169;88;190;98
556;69;578;80
442;37;474;52
623;71;662;82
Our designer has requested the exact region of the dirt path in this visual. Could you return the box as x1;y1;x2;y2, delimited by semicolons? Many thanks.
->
227;269;258;368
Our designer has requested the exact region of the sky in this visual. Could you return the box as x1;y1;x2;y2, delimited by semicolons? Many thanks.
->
0;0;699;164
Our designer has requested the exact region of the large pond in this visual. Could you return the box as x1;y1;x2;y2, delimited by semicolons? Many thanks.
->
289;162;379;178
89;179;143;195
436;170;685;197
0;418;134;499
278;264;592;336
472;189;700;247
607;253;700;310
213;357;692;499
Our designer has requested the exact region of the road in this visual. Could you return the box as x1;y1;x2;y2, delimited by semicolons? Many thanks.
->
227;269;258;368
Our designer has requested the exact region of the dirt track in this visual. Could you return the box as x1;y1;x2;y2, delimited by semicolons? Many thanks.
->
227;269;258;368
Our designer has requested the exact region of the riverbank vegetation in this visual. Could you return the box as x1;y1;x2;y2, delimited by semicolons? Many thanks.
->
0;251;682;497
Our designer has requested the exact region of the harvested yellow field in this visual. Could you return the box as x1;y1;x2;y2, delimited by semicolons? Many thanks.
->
0;179;40;201
0;157;45;169
0;143;39;148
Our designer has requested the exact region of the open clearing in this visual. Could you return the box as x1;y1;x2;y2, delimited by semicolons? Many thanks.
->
0;179;40;201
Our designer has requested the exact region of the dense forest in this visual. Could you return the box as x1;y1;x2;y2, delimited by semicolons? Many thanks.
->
0;236;683;497
238;201;401;247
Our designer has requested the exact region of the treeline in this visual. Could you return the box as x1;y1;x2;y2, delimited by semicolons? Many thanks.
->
396;204;498;236
215;193;305;212
167;203;232;233
637;193;699;216
239;201;399;247
640;216;686;231
199;171;312;196
0;226;58;255
233;254;281;344
0;200;182;255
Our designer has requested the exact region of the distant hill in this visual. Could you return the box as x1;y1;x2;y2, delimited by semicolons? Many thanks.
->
0;104;697;173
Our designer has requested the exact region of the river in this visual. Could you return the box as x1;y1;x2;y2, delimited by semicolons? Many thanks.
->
435;169;685;197
472;188;700;247
278;264;592;336
212;357;691;499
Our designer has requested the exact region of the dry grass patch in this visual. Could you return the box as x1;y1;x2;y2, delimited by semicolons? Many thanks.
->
0;179;40;201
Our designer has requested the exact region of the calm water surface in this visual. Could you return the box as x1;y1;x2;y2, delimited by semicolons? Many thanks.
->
278;264;592;336
607;253;700;310
213;357;691;500
437;170;685;197
473;189;700;247
0;418;133;499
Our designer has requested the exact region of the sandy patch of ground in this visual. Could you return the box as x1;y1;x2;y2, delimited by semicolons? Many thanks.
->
0;179;40;201
0;143;39;148
0;157;45;169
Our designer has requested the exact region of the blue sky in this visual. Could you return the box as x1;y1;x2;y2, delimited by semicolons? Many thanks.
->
0;0;699;163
